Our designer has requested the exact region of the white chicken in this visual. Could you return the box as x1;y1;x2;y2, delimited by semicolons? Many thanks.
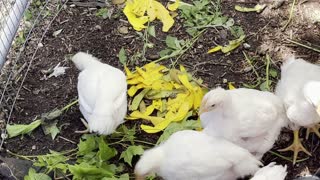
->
275;57;320;164
304;81;320;117
199;87;288;159
250;162;287;180
134;130;262;180
72;52;127;135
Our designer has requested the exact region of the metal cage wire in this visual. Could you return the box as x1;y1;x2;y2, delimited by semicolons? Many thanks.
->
0;0;29;69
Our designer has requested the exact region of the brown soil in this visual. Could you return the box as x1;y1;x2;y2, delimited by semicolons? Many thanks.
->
1;0;320;179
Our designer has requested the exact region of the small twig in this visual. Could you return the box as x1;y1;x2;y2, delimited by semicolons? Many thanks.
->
265;54;271;91
6;150;34;161
58;136;77;144
282;0;296;31
62;99;79;111
242;51;260;79
286;39;320;53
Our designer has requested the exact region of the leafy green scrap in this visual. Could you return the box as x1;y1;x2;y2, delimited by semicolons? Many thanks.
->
24;168;51;180
120;145;144;166
7;120;42;138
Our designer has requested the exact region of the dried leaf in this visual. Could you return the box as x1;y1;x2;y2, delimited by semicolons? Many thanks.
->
208;35;245;54
168;0;180;11
228;82;236;90
53;29;63;37
123;0;175;32
235;4;267;13
129;89;150;111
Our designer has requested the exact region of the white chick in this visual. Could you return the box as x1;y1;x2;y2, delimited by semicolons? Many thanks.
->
135;130;262;180
199;87;288;159
304;81;320;116
72;52;127;135
275;57;320;164
251;162;287;180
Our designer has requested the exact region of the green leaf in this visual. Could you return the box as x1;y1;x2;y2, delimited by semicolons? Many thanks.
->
147;25;156;37
24;168;51;180
97;136;117;162
102;173;129;180
41;121;60;140
129;89;150;111
118;47;127;65
24;9;33;21
269;68;278;78
120;145;144;166
159;49;172;57
69;162;114;180
96;8;109;19
229;26;245;38
113;125;136;144
41;109;63;121
165;36;180;50
78;134;98;156
33;150;69;173
7;119;42;138
157;119;200;144
259;81;271;91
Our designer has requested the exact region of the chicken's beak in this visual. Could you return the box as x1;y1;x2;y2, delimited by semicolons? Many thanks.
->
199;106;208;116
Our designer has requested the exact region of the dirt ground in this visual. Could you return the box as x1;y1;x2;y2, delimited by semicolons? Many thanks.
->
1;0;320;179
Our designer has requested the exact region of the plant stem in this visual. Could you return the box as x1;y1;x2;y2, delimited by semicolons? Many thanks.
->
282;0;296;31
265;54;270;91
172;29;205;67
287;39;320;53
154;29;205;65
62;99;79;111
6;150;34;161
242;51;260;79
133;139;156;146
141;22;150;61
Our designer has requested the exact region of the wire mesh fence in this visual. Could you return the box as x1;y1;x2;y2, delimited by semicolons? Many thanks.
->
0;0;29;69
0;0;70;149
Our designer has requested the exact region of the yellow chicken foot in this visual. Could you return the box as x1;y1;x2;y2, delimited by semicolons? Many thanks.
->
278;129;311;164
75;118;90;134
306;124;320;139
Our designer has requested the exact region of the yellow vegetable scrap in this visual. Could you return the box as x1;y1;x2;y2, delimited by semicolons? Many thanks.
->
126;62;207;133
208;35;246;54
228;82;236;90
123;0;180;32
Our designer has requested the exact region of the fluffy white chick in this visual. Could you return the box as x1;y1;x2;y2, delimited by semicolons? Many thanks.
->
199;87;288;159
251;162;287;180
275;57;320;164
72;52;127;135
304;81;320;116
135;130;262;180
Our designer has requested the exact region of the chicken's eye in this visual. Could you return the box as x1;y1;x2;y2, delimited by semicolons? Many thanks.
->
211;104;215;107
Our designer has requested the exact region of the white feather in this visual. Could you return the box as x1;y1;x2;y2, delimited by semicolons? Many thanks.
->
200;88;288;159
304;81;320;107
251;162;287;180
275;57;320;128
135;130;262;180
72;52;127;135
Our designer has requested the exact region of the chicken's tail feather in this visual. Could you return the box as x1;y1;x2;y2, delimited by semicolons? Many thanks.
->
72;52;101;71
134;147;164;178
